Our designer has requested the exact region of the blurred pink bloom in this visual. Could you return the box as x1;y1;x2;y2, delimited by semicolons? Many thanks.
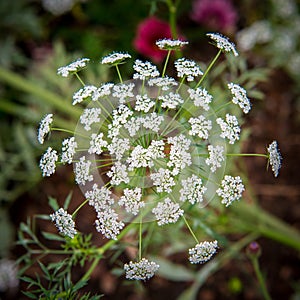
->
133;17;173;63
191;0;238;32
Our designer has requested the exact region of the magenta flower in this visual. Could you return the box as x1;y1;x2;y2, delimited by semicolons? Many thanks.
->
133;17;173;63
190;0;238;32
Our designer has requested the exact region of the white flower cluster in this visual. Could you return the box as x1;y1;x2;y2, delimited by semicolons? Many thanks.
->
228;83;251;114
124;258;159;281
175;58;203;81
57;58;90;77
205;145;225;172
180;175;207;204
189;115;212;140
267;141;282;177
188;87;213;111
38;114;53;144
118;187;145;215
101;52;131;65
188;240;218;264
61;137;77;164
50;208;77;238
156;38;189;50
217;114;240;144
39;147;58;177
133;59;160;80
207;33;238;56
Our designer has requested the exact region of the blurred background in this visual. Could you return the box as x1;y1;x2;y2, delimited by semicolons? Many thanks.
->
0;0;299;299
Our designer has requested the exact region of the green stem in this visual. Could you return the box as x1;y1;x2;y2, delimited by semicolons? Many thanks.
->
139;217;142;260
115;64;123;83
75;73;85;86
51;127;87;138
195;49;222;88
226;153;268;158
251;257;272;300
72;199;89;217
166;0;178;39
182;215;199;244
162;50;172;77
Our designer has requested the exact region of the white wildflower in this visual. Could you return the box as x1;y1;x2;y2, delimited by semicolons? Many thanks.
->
37;113;53;144
61;137;77;164
188;87;212;111
39;147;58;177
174;58;203;81
107;161;129;185
207;33;238;56
188;115;212;140
101;52;131;65
133;59;160;80
188;240;218;264
141;112;164;132
95;208;124;240
267;141;282;177
205;145;225;172
50;208;77;238
124;117;142;136
80;107;101;131
216;114;240;144
57;58;90;77
74;156;93;185
135;94;155;112
150;168;175;193
85;184;114;212
108;137;130;160
118;187;145;215
88;133;108;155
152;198;184;226
95;83;114;98
216;175;245;207
228;83;251;114
72;85;98;105
112;83;135;104
124;258;159;281
148;76;178;91
127;145;152;170
179;175;207;204
159;92;184;109
156;39;189;50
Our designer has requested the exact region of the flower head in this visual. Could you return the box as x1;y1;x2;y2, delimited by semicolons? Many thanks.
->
228;83;251;114
191;0;237;32
188;87;213;111
80;108;102;131
61;137;77;164
175;58;203;81
188;115;212;140
207;32;238;56
134;17;172;63
133;59;160;80
267;141;282;177
216;175;245;206
50;208;77;238
205;145;225;172
216;113;240;144
101;52;131;65
124;258;159;281
180;175;207;204
38;114;53;144
74;156;93;185
85;184;114;212
72;85;98;105
40;147;58;177
88;133;108;155
156;39;189;50
118;187;145;215
57;58;90;77
188;240;218;264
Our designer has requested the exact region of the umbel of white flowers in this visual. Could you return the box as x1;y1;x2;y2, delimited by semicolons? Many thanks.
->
37;33;282;281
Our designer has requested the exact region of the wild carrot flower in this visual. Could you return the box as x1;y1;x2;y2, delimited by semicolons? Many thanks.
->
205;145;225;172
38;113;53;144
188;115;212;140
57;58;90;77
228;83;251;114
188;240;218;264
133;59;160;80
124;258;159;281
50;208;77;238
118;187;145;215
72;85;98;105
88;133;108;155
74;156;93;185
216;114;240;144
188;87;213;111
40;147;58;177
156;39;189;50
80;108;102;131
85;184;114;212
175;58;203;81
216;175;245;206
267;141;282;177
101;52;131;65
61;137;77;164
207;32;238;56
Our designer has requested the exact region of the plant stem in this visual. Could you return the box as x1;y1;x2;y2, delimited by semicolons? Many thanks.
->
226;153;268;158
75;73;85;86
182;215;199;244
162;50;172;77
115;65;123;83
251;256;272;300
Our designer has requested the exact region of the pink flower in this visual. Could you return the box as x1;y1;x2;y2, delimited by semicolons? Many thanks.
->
191;0;238;32
133;17;173;63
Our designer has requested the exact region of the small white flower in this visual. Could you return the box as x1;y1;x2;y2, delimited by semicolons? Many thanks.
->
207;33;238;56
111;104;133;126
152;198;184;226
216;175;245;207
85;184;114;212
74;156;93;185
112;83;135;104
188;240;218;264
88;133;108;155
124;117;142;136
61;137;77;164
50;208;77;238
37;114;53;144
228;83;251;114
118;187;145;215
94;83;114;98
180;175;207;204
124;258;159;281
141;113;164;132
135;94;155;112
107;161;129;186
101;52;131;65
156;39;189;50
174;58;203;81
189;115;212;140
205;145;225;172
72;85;98;105
216;114;240;144
57;58;90;77
127;145;152;170
133;59;160;80
80;107;101;131
108;137;130;160
159;92;184;109
95;208;124;240
150;168;175;193
188;87;212;111
267;141;282;177
148;76;178;91
39;147;58;177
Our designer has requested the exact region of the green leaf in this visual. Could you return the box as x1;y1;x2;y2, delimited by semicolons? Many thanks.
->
63;191;73;210
48;196;59;211
41;231;65;242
